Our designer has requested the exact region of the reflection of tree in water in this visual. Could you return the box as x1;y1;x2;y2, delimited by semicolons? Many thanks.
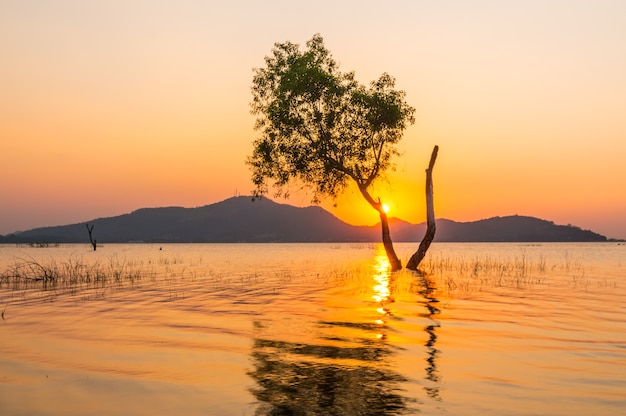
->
248;252;441;415
249;334;412;415
415;271;442;402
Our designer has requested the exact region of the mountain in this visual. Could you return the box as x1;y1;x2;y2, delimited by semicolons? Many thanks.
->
0;196;607;243
395;216;608;242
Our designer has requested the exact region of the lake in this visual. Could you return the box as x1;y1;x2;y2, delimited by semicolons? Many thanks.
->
0;242;624;415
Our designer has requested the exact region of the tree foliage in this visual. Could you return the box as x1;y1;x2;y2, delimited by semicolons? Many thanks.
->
248;34;415;206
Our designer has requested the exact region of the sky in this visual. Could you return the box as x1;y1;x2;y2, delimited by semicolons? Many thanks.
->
1;0;625;239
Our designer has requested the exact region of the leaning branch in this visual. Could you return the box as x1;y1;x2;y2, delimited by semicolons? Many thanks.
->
364;136;384;189
357;185;402;271
406;145;439;270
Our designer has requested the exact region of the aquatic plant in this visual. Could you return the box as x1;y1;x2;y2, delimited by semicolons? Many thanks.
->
0;255;149;293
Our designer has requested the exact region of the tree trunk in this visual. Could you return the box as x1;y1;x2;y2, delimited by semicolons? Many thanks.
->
86;224;97;251
379;209;402;271
406;145;439;270
357;186;402;271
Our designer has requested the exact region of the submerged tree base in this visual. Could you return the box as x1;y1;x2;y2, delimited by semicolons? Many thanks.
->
378;204;402;272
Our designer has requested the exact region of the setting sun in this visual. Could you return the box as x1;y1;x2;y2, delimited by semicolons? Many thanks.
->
382;204;390;214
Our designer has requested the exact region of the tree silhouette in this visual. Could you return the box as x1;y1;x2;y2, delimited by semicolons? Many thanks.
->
86;223;96;251
407;145;438;270
248;34;415;270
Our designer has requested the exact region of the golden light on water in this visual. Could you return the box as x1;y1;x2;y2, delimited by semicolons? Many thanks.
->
372;254;391;304
372;251;393;341
2;244;625;414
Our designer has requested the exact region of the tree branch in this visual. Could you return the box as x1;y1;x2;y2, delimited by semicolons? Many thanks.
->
357;186;402;271
407;145;439;270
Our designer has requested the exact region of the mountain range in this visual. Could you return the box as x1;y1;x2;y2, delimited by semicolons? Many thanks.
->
0;196;608;243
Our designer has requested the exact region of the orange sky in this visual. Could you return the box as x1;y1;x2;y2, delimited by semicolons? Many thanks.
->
1;1;625;239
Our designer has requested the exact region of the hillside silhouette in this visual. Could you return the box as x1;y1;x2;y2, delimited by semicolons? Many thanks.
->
1;196;607;243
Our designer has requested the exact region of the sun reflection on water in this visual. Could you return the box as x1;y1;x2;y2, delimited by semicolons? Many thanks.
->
371;251;394;342
372;253;392;304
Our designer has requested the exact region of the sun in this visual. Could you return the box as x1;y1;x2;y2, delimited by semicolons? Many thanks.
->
382;204;390;214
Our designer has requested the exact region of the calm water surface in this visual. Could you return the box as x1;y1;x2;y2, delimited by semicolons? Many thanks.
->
0;242;624;415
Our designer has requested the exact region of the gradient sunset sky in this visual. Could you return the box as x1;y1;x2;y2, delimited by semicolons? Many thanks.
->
2;1;625;239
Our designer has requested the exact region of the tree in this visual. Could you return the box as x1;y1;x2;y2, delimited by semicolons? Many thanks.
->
406;145;438;270
86;223;96;251
248;34;415;270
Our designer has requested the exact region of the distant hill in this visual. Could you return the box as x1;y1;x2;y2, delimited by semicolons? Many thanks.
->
0;196;607;243
394;216;608;242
